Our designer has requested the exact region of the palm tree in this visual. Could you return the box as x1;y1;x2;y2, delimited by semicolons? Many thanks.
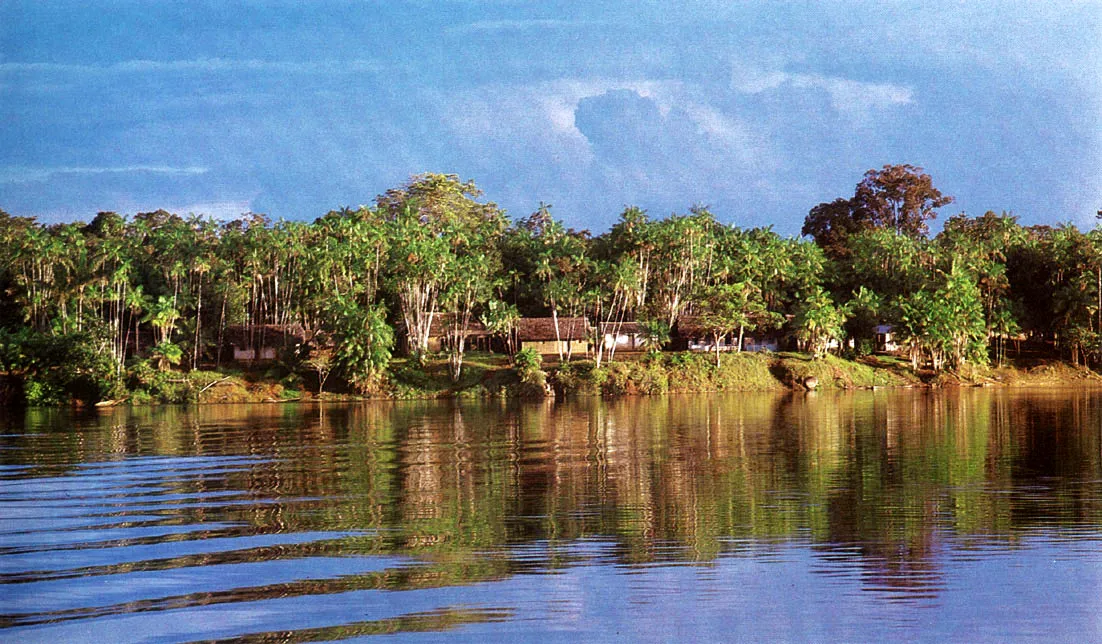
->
143;295;180;346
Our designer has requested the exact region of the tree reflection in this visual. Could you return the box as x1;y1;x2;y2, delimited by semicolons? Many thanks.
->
6;389;1102;600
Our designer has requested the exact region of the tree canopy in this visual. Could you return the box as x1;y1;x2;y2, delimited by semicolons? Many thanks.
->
1;166;1099;404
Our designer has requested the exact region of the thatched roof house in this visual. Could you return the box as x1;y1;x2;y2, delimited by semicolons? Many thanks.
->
672;316;780;353
400;313;492;353
516;317;590;356
598;321;648;352
221;323;310;362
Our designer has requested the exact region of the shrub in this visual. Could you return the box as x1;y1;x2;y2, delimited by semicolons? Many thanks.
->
4;328;124;405
514;348;545;385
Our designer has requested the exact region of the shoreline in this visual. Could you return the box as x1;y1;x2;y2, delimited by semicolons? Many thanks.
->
11;351;1098;408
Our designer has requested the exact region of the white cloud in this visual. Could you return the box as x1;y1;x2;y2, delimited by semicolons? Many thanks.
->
164;199;255;220
0;59;387;76
731;63;913;117
441;78;681;154
679;103;757;162
446;19;605;34
438;76;771;186
0;165;209;184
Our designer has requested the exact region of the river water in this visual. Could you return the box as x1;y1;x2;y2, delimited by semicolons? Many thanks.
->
1;389;1101;642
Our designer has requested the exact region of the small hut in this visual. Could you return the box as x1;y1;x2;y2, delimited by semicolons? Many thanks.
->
221;323;309;364
599;321;649;353
671;316;781;353
874;324;898;353
516;317;591;357
424;314;492;353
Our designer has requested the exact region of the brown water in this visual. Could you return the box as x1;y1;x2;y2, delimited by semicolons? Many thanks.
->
1;389;1101;642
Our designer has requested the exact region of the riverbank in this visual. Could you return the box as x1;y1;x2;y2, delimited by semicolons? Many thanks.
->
6;350;1102;408
53;351;1102;407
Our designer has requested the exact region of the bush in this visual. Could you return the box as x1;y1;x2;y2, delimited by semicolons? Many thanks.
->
23;377;67;406
550;359;611;396
4;328;124;405
514;348;545;385
510;348;548;397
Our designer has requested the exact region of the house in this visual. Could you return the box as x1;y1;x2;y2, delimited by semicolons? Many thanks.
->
516;317;591;357
874;324;898;353
671;316;739;352
396;313;496;354
672;316;781;353
221;324;309;363
423;314;492;353
599;321;649;353
742;334;780;353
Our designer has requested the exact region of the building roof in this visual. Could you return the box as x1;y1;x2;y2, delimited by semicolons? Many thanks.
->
673;315;710;338
517;317;590;341
599;321;643;335
427;313;489;337
222;323;310;348
674;316;782;339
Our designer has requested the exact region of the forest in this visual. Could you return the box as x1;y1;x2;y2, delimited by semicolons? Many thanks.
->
2;165;1101;405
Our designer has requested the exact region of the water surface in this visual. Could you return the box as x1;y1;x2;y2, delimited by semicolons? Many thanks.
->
2;389;1101;642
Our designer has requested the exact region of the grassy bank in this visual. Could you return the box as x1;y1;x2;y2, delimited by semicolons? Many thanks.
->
10;351;1102;408
551;351;922;396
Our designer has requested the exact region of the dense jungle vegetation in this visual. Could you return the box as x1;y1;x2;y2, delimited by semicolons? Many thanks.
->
2;165;1101;405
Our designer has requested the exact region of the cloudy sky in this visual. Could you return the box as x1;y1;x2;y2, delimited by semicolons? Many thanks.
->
1;1;1100;235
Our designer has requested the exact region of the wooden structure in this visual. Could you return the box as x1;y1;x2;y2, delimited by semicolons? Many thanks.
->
221;324;309;363
874;324;899;353
423;314;492;353
672;316;780;353
517;317;590;357
599;321;649;353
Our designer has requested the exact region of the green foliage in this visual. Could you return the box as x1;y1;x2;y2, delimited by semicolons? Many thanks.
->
511;347;547;395
513;347;542;377
792;288;848;358
23;377;67;406
895;264;988;371
3;165;1102;406
328;299;394;393
125;359;190;403
481;299;520;353
551;360;605;395
1;327;122;405
150;341;183;371
638;317;671;352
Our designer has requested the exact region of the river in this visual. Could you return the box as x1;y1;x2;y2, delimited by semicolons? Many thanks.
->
2;389;1101;642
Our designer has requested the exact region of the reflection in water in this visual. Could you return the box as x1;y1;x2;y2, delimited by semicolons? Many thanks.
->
1;390;1101;641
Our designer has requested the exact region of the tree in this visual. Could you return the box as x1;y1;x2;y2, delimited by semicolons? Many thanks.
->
329;298;394;393
304;345;334;395
143;295;180;346
696;281;780;366
895;264;986;371
441;241;498;381
150;341;183;371
853;164;954;238
638;316;671;355
801;198;872;260
481;299;520;355
937;211;1024;349
803;164;953;259
793;287;848;358
380;174;506;363
520;203;592;362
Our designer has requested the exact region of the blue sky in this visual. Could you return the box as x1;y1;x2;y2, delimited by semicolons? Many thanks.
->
1;1;1100;235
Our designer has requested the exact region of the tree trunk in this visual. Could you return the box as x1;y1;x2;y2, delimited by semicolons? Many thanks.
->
451;335;465;382
193;278;202;370
551;307;563;362
216;295;226;368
